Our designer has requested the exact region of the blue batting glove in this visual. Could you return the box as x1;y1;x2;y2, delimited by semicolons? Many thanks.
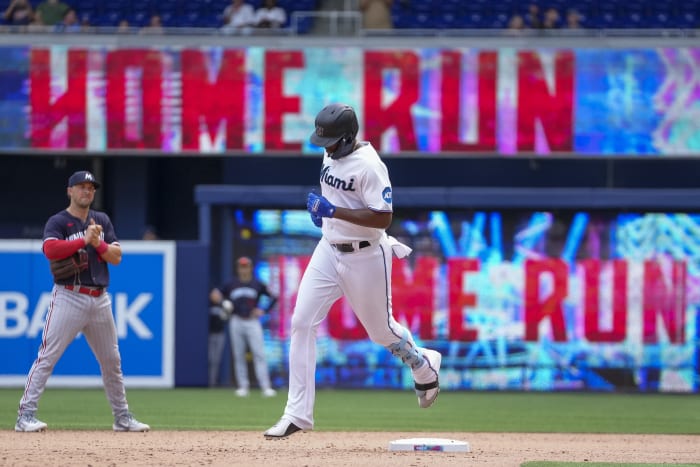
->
310;212;323;228
307;192;336;218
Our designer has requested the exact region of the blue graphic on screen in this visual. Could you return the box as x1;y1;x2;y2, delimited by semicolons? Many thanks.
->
0;47;30;149
575;50;663;155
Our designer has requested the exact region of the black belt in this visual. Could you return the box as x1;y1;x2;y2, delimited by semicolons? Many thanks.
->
331;240;371;253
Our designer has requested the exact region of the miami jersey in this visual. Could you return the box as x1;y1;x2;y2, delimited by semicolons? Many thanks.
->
319;142;392;243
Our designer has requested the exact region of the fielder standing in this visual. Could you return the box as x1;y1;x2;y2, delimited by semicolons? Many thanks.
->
210;256;278;397
15;170;149;433
264;104;441;439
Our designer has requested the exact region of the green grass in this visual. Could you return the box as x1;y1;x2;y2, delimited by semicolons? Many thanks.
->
2;388;700;433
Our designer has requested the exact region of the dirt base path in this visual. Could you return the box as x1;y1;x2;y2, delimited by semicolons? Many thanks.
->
2;431;699;466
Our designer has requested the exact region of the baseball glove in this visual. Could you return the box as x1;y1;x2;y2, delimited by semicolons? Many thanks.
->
221;299;235;318
50;249;88;280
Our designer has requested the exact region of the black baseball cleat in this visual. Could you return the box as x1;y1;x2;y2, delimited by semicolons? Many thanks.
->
264;418;303;439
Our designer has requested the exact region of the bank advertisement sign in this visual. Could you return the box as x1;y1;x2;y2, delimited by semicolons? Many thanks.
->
0;240;175;388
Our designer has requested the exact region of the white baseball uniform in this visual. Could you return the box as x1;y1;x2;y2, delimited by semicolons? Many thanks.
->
279;142;437;429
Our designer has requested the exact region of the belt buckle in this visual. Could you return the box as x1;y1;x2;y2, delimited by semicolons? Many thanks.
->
334;243;353;253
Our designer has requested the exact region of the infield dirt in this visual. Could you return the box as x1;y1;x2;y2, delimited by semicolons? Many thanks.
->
2;431;699;466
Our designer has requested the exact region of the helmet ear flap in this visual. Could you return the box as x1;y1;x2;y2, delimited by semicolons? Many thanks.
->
330;134;355;160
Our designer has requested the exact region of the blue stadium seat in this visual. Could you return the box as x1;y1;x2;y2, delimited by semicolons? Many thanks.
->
182;2;202;14
72;0;99;14
489;16;508;29
390;1;409;19
464;11;494;29
647;12;675;28
574;0;599;9
204;0;230;16
649;2;677;27
128;0;149;15
598;11;626;28
394;15;423;29
415;13;433;28
100;1;128;16
678;11;699;28
570;0;597;18
159;12;176;26
438;2;461;15
624;2;648;15
295;16;313;34
412;3;433;14
280;0;316;10
457;3;486;28
490;0;517;17
596;1;621;16
129;12;149;27
677;0;700;11
491;10;512;28
94;12;122;27
155;0;181;16
624;12;647;28
197;13;217;28
434;13;461;29
187;13;211;28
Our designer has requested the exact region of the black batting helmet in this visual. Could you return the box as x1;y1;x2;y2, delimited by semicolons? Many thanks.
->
309;103;359;149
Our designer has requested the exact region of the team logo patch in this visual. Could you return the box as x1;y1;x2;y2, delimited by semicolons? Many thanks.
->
382;187;392;204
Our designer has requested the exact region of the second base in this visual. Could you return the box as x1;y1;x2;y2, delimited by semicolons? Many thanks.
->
388;437;470;453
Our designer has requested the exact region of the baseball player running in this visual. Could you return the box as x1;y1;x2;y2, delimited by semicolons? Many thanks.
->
264;104;441;439
15;170;149;433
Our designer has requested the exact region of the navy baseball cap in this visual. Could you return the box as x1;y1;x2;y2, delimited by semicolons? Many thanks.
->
68;171;100;189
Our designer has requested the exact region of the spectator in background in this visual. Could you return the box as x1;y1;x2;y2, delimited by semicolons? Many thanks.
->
53;8;80;32
35;0;69;26
524;3;542;29
80;14;94;33
26;9;46;31
254;0;286;29
221;0;255;34
542;7;561;29
116;18;131;33
506;13;526;33
3;0;34;26
566;9;583;29
359;0;393;30
140;14;164;34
